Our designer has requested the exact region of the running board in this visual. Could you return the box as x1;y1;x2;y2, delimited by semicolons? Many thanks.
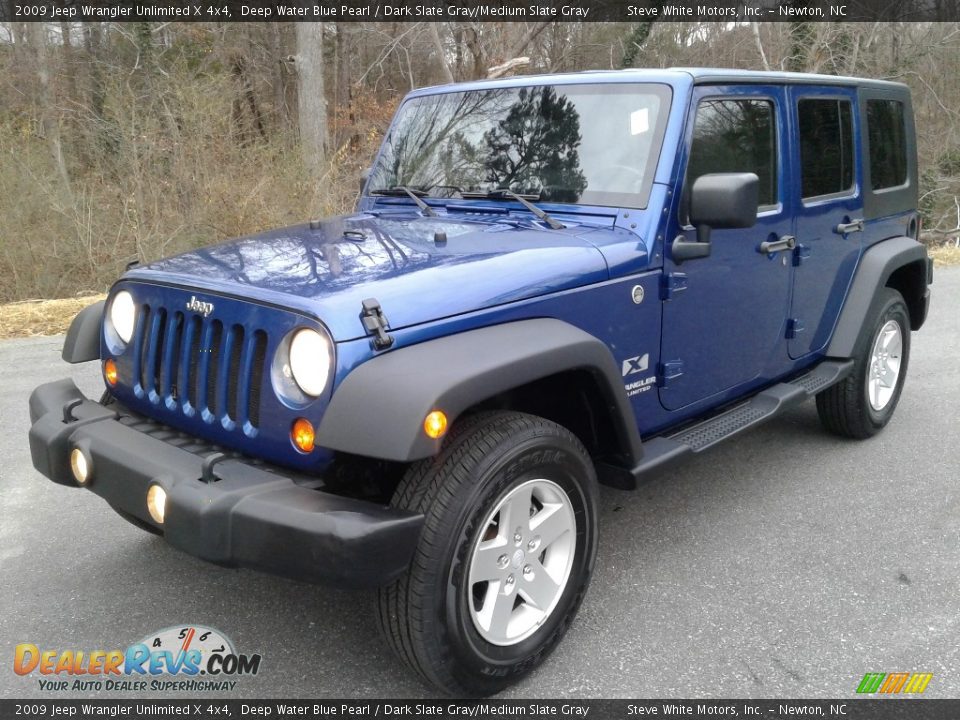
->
597;360;854;488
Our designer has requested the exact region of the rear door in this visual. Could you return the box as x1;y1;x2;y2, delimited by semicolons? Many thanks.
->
787;86;863;358
659;86;794;411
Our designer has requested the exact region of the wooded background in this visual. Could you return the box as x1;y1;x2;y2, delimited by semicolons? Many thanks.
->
1;21;958;302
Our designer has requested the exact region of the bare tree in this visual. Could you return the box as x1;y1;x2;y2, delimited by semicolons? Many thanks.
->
429;24;454;83
27;22;72;200
294;22;328;177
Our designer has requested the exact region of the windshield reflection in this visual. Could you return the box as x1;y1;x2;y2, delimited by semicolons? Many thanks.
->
370;83;670;208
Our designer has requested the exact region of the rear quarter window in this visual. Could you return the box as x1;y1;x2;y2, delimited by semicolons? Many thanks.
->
867;99;908;190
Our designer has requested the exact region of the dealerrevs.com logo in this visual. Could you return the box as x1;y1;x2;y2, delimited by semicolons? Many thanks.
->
14;625;261;692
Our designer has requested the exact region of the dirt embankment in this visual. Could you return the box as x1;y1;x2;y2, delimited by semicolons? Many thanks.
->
0;295;106;339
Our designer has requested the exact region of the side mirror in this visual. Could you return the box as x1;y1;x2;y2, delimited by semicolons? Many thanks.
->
673;172;759;263
359;167;371;194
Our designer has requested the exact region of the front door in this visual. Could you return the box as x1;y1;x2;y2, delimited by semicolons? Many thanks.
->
787;86;864;359
659;86;794;411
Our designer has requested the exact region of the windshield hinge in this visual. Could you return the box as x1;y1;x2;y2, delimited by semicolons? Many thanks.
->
361;298;394;350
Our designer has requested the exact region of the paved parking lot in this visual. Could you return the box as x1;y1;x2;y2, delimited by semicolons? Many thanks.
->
1;268;957;699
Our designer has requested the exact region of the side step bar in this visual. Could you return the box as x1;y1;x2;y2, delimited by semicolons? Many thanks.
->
599;360;854;488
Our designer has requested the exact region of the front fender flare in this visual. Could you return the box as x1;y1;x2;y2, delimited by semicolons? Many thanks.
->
62;300;104;364
316;319;643;464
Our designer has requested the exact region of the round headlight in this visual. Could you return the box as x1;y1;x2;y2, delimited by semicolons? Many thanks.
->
110;291;136;344
288;328;332;397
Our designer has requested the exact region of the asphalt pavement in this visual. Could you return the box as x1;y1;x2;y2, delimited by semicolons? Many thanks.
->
1;269;958;700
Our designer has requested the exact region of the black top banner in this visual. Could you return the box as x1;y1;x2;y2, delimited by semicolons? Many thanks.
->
2;0;960;23
0;699;958;720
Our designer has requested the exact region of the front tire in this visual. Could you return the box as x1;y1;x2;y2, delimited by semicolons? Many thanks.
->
816;288;911;439
376;411;598;696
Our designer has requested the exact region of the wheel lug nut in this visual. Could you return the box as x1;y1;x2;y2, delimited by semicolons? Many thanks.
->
527;537;540;551
504;574;515;591
514;531;523;544
497;554;509;569
522;564;533;577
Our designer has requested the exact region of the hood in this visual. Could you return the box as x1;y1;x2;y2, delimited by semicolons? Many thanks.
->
125;210;616;341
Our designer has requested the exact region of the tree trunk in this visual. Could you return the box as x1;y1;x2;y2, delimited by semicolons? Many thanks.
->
295;22;328;178
335;22;354;108
751;23;771;71
429;23;454;83
268;23;291;132
28;23;72;201
463;26;486;80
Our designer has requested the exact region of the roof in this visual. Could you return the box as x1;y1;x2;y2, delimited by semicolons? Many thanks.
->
671;67;909;91
406;67;909;98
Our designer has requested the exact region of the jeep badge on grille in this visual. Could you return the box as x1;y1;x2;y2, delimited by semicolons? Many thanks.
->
186;295;214;317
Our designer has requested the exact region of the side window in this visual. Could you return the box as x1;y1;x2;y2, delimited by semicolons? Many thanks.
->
798;98;854;199
867;99;908;190
686;98;777;213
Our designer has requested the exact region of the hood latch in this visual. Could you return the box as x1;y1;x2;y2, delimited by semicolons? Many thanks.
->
361;298;394;350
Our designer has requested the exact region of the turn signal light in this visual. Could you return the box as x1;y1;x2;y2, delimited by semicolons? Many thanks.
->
103;359;118;386
292;418;316;453
423;410;448;440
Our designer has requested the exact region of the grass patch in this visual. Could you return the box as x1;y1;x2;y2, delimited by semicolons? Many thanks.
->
0;295;106;339
928;244;960;267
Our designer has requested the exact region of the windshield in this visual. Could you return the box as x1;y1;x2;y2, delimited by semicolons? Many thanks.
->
369;83;671;209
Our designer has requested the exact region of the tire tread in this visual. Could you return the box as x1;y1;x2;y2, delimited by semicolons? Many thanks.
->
816;288;909;439
375;411;591;695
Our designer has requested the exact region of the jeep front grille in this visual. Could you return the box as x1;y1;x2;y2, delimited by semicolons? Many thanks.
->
131;305;268;435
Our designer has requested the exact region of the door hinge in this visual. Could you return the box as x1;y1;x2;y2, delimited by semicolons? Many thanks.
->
793;243;811;267
786;318;805;339
660;272;688;301
658;360;684;387
361;298;394;350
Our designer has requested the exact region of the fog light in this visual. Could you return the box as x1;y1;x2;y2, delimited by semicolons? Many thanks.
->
146;485;167;525
423;410;448;440
291;418;315;453
103;358;118;386
70;448;91;486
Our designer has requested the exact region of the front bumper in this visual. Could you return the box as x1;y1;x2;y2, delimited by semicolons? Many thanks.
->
28;379;422;588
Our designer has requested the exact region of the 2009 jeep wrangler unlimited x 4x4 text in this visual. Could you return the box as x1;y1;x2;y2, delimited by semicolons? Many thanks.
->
29;68;932;695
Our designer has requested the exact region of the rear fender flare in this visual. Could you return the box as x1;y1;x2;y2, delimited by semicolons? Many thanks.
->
828;238;929;358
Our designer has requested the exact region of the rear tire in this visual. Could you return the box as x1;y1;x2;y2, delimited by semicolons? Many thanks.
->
816;288;910;439
376;411;598;696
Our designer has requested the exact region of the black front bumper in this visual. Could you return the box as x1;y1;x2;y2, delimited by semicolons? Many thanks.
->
28;379;422;588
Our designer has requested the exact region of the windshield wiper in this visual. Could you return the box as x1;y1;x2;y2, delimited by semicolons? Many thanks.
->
460;188;565;230
369;186;437;217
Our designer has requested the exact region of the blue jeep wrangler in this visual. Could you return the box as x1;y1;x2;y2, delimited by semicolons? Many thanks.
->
29;69;931;695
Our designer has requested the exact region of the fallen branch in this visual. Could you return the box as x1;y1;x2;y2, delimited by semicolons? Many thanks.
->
487;57;530;79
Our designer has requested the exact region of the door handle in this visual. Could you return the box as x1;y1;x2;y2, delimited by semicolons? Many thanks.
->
759;235;796;255
834;219;864;235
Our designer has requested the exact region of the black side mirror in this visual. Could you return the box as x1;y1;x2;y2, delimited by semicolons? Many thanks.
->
359;167;371;194
673;172;759;263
